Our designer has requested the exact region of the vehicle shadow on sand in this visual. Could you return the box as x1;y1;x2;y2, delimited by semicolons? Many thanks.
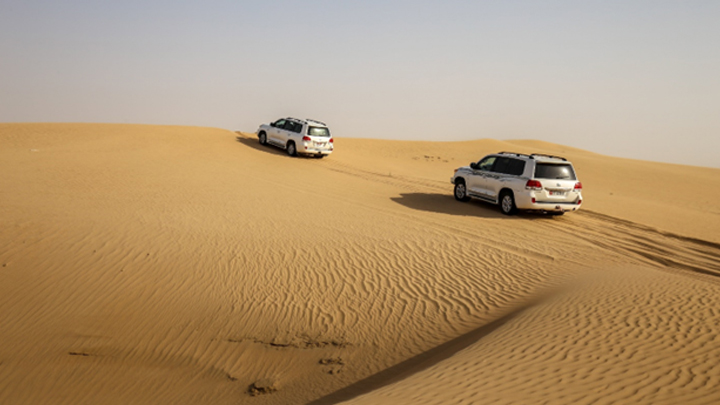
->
235;133;325;160
235;133;288;157
391;193;557;220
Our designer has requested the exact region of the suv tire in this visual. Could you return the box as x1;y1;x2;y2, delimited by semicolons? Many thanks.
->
454;181;471;202
258;132;267;145
287;141;297;157
500;191;518;215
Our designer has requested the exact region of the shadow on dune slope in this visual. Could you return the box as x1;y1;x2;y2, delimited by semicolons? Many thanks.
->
307;301;539;405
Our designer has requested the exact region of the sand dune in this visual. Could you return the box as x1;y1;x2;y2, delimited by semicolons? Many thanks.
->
1;123;719;404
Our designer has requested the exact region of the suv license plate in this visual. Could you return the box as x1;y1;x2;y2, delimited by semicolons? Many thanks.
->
549;191;566;196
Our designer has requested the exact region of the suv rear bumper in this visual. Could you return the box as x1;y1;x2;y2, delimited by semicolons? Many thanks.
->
300;148;332;156
515;193;583;212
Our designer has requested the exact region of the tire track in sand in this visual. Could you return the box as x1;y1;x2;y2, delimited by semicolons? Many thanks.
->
544;210;720;280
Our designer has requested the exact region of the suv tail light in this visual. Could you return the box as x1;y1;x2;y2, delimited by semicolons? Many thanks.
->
329;138;334;143
302;136;311;142
574;182;583;190
525;180;542;190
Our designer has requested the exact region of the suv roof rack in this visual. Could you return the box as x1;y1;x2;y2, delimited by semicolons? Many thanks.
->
497;152;567;161
498;151;532;158
283;117;328;127
306;118;327;126
530;153;567;161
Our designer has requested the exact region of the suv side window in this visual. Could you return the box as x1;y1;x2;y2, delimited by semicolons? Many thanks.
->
282;121;297;132
495;158;525;176
492;157;511;174
476;156;496;171
273;119;286;128
507;159;525;176
491;157;526;176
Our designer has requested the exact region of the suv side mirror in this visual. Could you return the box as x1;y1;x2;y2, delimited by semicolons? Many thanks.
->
270;122;276;128
470;162;477;170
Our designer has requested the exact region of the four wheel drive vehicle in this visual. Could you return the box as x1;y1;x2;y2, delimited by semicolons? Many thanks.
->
256;117;333;158
451;152;583;215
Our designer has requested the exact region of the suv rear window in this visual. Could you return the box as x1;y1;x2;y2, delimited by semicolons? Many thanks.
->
308;126;330;137
534;163;577;180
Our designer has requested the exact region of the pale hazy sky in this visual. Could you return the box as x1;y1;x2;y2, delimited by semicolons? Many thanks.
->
2;1;718;167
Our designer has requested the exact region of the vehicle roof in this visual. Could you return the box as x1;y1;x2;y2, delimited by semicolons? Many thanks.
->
494;151;570;163
285;117;328;127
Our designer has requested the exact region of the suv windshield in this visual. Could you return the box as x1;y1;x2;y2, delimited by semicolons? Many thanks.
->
308;126;330;137
534;163;577;180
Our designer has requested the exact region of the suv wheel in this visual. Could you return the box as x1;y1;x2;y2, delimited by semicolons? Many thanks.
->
500;191;518;215
286;141;297;157
258;132;267;145
454;181;470;202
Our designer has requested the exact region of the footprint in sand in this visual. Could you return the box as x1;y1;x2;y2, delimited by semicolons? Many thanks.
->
248;379;277;396
320;357;345;375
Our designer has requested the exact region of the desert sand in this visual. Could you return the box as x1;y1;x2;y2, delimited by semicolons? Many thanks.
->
1;123;719;404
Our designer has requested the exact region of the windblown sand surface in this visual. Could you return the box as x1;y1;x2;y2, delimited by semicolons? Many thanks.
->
1;123;719;404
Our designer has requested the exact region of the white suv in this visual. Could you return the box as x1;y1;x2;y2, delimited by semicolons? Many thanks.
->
256;117;333;158
451;152;583;215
